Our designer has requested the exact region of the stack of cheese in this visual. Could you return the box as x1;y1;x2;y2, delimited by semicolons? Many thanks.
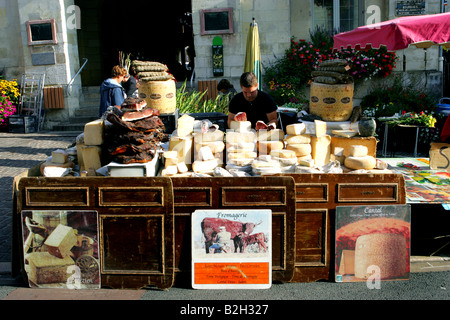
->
192;128;224;174
40;149;74;177
162;114;195;176
256;129;285;156
343;145;377;170
310;120;331;167
226;120;257;173
284;123;313;168
78;119;104;176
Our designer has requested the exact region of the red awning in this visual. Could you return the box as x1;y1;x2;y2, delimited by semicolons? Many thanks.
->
333;12;450;51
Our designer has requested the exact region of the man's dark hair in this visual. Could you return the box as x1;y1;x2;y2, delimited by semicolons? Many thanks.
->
240;72;258;88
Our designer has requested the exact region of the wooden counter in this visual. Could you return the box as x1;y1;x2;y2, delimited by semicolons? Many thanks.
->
12;172;406;289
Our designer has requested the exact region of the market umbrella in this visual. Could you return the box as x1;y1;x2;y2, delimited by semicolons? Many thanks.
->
244;18;262;89
333;12;450;51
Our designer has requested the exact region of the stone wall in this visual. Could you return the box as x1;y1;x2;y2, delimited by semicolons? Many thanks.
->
0;0;82;129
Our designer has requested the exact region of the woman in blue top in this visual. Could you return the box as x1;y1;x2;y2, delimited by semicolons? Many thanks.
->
98;65;128;117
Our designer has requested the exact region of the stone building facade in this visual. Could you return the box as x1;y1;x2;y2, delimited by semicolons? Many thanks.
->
0;0;446;129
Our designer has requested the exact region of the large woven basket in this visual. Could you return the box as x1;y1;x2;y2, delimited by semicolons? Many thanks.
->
309;82;354;121
139;79;176;114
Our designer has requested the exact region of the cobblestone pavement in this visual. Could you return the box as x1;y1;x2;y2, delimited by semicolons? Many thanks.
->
0;131;80;262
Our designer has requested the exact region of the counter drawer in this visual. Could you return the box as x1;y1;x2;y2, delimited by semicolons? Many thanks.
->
294;183;328;202
221;186;287;206
337;183;399;202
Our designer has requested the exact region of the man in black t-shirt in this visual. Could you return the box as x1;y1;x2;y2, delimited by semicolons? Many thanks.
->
227;72;278;129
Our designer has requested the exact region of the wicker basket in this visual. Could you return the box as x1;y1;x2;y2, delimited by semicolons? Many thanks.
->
309;82;354;121
139;79;176;114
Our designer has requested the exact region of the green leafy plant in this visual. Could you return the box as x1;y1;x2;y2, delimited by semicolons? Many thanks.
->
263;27;397;106
360;75;437;118
385;111;437;128
176;81;230;114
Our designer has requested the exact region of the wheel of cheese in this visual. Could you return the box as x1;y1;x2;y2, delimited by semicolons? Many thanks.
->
284;134;311;145
344;155;376;170
192;158;220;173
226;142;256;152
348;145;368;157
227;158;255;166
286;143;312;157
355;233;407;279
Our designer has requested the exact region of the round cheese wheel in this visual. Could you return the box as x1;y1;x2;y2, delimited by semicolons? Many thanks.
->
226;142;256;152
344;155;376;170
227;158;254;166
286;143;312;157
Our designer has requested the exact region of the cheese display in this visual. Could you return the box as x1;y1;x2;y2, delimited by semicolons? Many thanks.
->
257;129;285;142
51;150;68;164
314;120;327;137
284;134;311;145
348;145;368;157
257;140;284;155
286;143;312;157
169;135;193;168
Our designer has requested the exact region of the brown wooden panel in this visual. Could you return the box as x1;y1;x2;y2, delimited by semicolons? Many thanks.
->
99;187;164;207
295;183;328;202
25;187;89;207
171;176;296;283
15;177;175;290
221;186;287;206
100;215;164;274
173;187;212;207
295;209;327;266
337;183;398;202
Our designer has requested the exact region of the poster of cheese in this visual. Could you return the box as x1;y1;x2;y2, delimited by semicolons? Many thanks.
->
21;210;100;289
191;209;272;289
335;205;411;282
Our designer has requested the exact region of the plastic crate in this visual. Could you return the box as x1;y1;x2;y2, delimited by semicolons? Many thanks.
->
7;115;37;133
188;112;228;131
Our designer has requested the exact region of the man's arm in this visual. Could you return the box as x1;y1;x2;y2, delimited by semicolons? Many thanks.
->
266;110;278;127
227;112;236;128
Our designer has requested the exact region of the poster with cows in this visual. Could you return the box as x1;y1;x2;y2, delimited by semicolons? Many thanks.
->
191;209;272;289
335;204;411;283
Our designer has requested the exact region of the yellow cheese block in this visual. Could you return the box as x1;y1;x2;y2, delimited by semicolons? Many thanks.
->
51;150;68;164
44;224;78;259
311;135;331;166
81;146;102;175
286;123;306;135
257;140;284;155
331;136;378;158
169;135;193;167
286;143;312;157
84;119;104;146
177;114;195;137
314;120;327;137
257;129;285;141
230;120;251;132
